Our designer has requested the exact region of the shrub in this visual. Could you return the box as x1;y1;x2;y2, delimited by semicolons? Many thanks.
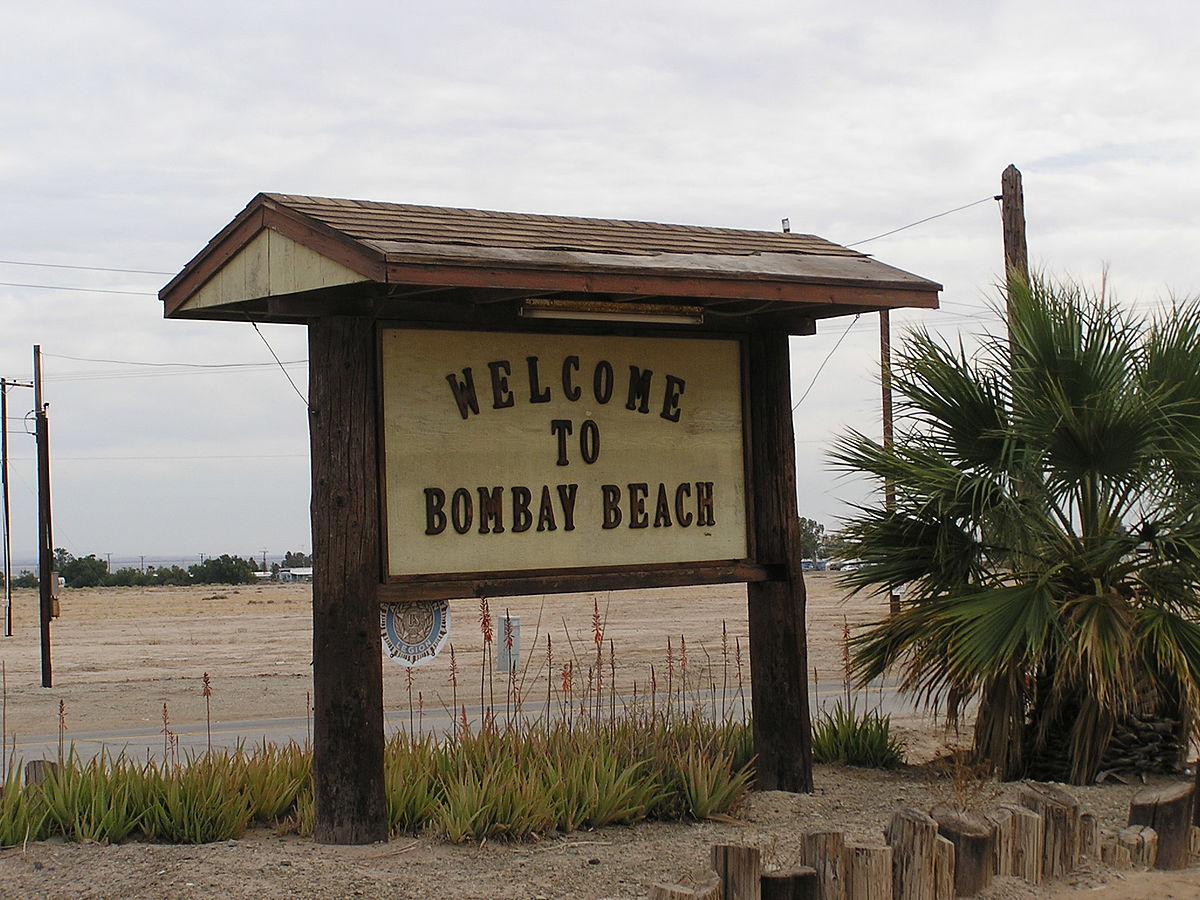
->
811;700;904;768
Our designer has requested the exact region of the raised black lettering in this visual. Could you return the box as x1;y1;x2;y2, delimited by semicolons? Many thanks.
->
511;486;533;533
660;374;686;422
477;486;505;534
550;419;573;466
675;483;693;527
445;369;480;420
696;481;716;527
601;484;622;529
557;484;578;531
628;482;649;529
579;419;600;464
562;355;581;401
526;356;550;403
626;366;653;413
653;483;672;527
424;488;447;534
593;360;614;404
487;360;514;409
450;487;473;534
536;485;557;532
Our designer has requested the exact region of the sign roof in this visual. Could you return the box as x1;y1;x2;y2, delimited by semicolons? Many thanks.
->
161;193;940;331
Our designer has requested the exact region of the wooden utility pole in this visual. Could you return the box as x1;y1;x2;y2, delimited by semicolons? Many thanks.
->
307;316;387;843
1;378;11;637
879;311;900;616
1001;164;1030;301
746;330;813;793
33;346;54;688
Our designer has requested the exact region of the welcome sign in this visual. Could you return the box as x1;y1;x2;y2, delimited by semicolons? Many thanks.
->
380;328;748;580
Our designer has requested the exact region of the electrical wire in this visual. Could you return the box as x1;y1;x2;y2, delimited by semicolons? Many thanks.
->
43;352;305;369
792;314;860;411
0;282;157;296
249;320;309;408
0;259;173;276
846;196;999;248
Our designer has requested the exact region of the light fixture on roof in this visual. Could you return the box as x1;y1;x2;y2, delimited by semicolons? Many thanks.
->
518;297;704;326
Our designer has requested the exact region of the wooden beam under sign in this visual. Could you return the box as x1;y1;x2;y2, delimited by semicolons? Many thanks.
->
308;316;387;844
745;330;813;792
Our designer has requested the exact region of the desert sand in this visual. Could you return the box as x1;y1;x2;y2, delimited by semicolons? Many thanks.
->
0;573;1193;899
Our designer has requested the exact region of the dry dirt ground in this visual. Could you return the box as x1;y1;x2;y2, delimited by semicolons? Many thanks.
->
0;573;1194;899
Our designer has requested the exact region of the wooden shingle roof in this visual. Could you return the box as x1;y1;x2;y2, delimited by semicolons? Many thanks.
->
161;193;940;330
263;194;861;258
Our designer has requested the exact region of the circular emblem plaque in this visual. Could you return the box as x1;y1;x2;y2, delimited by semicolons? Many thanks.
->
381;599;450;667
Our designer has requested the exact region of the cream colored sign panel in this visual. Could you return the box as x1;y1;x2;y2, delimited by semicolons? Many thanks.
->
381;329;747;577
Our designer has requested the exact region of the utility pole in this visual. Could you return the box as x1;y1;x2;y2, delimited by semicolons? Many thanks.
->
1001;163;1030;320
879;311;900;616
1;379;11;638
1;377;33;639
34;346;54;687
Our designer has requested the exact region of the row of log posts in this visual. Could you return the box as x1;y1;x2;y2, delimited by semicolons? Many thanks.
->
652;778;1199;900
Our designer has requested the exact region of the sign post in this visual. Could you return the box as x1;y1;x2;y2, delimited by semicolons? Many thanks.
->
308;316;387;843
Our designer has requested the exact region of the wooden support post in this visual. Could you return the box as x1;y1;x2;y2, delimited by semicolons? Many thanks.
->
1002;805;1043;884
885;807;939;900
650;879;720;900
932;837;954;900
24;759;58;787
929;805;994;897
1190;825;1200;858
1101;840;1132;869
1078;812;1099;859
986;807;1014;876
1019;782;1080;879
1117;825;1158;868
712;844;762;900
308;317;388;844
1128;781;1196;869
800;830;846;900
761;867;818;900
746;330;812;793
843;845;892;900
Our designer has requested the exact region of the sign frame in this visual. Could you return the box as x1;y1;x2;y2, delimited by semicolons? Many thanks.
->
374;320;766;602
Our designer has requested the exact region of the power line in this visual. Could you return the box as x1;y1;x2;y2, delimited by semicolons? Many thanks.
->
0;282;157;296
846;196;999;248
0;259;173;276
248;318;309;408
44;352;306;369
792;314;860;411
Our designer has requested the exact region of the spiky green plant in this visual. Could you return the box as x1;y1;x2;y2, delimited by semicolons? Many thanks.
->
0;764;50;846
40;751;145;843
810;700;904;768
674;747;753;820
142;753;252;843
238;742;309;823
833;275;1200;783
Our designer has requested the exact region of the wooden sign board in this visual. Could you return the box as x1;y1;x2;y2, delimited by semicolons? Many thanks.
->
380;327;749;591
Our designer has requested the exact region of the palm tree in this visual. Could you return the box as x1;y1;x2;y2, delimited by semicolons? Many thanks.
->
832;276;1200;784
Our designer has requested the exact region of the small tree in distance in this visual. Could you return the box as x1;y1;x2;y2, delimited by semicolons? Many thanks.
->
796;517;824;560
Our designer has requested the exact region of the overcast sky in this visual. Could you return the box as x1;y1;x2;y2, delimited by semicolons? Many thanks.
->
1;1;1196;567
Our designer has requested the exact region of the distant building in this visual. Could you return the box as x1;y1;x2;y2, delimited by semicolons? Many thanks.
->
279;567;313;583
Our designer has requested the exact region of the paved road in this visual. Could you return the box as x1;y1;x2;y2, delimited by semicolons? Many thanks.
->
9;681;918;766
